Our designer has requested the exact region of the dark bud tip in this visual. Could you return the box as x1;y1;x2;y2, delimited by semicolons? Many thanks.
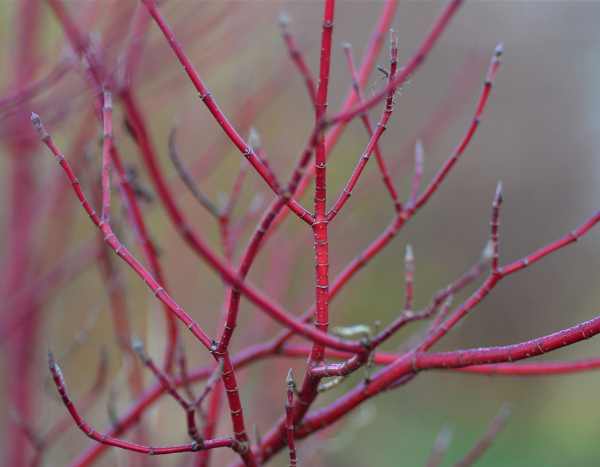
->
494;42;504;57
286;368;296;388
48;351;56;369
494;181;504;204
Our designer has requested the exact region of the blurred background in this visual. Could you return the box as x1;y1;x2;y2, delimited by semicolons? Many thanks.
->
1;1;600;466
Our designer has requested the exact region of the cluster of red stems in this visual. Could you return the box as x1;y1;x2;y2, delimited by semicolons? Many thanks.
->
2;0;600;466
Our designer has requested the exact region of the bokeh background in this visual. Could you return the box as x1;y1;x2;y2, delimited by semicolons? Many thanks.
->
1;1;600;466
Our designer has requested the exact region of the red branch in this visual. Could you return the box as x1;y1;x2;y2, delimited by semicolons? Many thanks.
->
12;2;600;467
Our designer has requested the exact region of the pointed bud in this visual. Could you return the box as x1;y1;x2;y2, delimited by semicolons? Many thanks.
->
482;240;494;260
48;351;56;370
434;425;453;451
31;112;49;141
342;41;352;51
48;351;65;386
389;28;399;51
494;42;504;57
405;244;414;264
103;90;112;110
278;12;290;29
498;403;512;419
248;127;261;152
131;337;143;352
131;337;146;362
286;368;296;388
494;181;503;206
415;139;424;167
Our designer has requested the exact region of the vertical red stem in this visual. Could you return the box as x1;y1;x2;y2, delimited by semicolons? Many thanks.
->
311;0;335;365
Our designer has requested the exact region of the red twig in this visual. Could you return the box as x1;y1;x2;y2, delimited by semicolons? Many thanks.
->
490;182;503;273
273;0;399;231
49;1;342;358
279;13;317;107
310;0;336;363
132;339;204;445
31;112;214;350
329;0;464;126
141;0;313;225
23;3;600;467
413;43;503;212
327;31;399;221
28;350;109;467
340;40;401;212
248;210;599;464
285;370;298;467
121;90;359;354
48;353;234;455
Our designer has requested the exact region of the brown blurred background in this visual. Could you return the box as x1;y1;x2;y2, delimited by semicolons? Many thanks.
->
1;1;600;466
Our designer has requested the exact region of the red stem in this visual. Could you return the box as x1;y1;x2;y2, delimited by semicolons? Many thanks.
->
279;13;318;107
248;0;399;234
328;32;399;221
120;90;361;354
32;114;214;350
285;370;298;467
48;353;234;455
414;44;503;212
141;0;313;225
341;42;401;211
241;210;599;465
329;0;464;126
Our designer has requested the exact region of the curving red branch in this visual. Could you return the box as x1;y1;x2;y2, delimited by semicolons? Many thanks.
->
7;1;599;467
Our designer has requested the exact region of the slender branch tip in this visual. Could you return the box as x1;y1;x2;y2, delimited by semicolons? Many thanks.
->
131;337;146;359
389;28;399;50
494;181;503;205
495;42;504;57
405;244;414;263
286;368;296;388
248;127;261;151
31;112;49;140
103;90;112;109
278;12;290;29
482;240;494;260
47;350;56;369
436;425;453;448
415;139;424;164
